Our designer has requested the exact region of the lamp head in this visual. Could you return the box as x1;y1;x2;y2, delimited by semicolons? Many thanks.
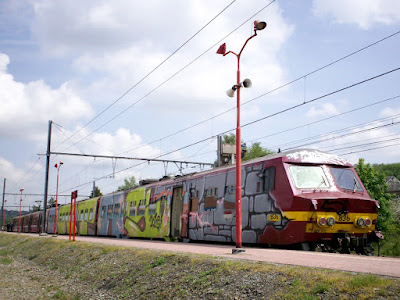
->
216;43;226;55
60;161;63;165
54;163;58;168
226;85;237;97
254;20;267;31
242;78;252;88
20;188;24;192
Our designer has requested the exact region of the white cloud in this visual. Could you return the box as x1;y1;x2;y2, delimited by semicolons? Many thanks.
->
313;0;400;29
30;1;294;115
306;103;340;118
0;52;94;141
380;106;400;118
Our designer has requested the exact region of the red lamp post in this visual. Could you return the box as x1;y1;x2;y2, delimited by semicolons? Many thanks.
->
217;20;267;253
18;188;24;233
53;161;63;235
2;199;6;231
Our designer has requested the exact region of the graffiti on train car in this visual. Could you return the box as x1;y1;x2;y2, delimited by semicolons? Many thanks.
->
124;187;171;238
188;163;289;243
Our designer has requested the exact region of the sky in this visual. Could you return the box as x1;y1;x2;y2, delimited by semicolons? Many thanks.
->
1;0;400;210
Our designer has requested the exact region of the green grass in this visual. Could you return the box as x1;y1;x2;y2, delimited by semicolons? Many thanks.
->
0;257;12;264
0;233;399;299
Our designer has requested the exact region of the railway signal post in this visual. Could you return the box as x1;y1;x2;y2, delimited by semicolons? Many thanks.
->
217;20;267;253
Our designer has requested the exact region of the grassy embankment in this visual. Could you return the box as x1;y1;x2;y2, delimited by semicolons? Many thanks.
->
0;233;399;299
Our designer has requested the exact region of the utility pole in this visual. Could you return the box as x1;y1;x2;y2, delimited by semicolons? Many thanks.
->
41;120;52;235
1;178;6;231
92;181;96;198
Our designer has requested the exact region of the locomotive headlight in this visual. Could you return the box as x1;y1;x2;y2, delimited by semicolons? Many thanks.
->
327;217;335;226
364;218;371;227
356;217;365;227
318;217;327;226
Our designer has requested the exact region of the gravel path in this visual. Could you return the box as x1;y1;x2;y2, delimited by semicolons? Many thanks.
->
53;233;400;278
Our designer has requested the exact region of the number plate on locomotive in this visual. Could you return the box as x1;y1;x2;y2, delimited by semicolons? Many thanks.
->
267;214;281;222
338;213;350;222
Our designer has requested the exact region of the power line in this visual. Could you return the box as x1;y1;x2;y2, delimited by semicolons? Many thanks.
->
48;151;214;166
338;142;400;156
117;29;400;156
281;120;400;151
60;0;277;153
59;67;400;193
326;135;400;153
7;157;42;192
51;1;278;192
242;67;400;130
276;112;400;150
248;94;400;144
53;1;238;152
4;192;90;197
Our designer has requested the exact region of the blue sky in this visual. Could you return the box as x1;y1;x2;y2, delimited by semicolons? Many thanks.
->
1;0;400;208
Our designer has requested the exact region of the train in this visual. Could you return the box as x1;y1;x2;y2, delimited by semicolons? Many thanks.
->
11;149;382;254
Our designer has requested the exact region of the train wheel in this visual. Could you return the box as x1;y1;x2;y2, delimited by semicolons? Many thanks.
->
301;242;317;251
321;243;337;253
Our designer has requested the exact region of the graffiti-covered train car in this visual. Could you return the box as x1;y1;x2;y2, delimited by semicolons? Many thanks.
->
12;149;381;254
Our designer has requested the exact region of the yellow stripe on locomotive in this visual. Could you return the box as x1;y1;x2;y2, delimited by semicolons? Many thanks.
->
282;211;378;234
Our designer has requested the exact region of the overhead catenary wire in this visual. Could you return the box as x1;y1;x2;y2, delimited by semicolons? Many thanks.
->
276;113;400;150
338;142;400;156
59;67;400;194
50;1;278;193
59;0;277;154
52;0;239;152
118;29;400;156
247;94;400;144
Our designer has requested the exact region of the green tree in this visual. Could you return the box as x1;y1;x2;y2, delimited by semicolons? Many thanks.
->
118;176;138;191
243;142;274;161
90;186;103;198
47;197;55;208
355;158;394;232
222;133;236;145
32;205;41;212
373;162;400;180
221;134;274;161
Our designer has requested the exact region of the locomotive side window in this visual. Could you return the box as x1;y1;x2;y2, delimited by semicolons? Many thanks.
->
263;167;275;191
330;167;363;192
190;189;199;212
204;188;218;210
224;185;235;210
138;199;146;216
114;203;120;216
289;165;329;189
129;202;137;216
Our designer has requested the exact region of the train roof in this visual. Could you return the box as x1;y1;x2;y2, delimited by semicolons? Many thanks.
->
140;148;353;187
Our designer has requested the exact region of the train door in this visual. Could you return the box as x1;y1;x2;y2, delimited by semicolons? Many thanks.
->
170;187;183;239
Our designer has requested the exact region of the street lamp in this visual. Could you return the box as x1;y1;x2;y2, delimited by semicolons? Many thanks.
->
53;161;63;236
18;188;24;233
2;199;6;231
217;20;267;253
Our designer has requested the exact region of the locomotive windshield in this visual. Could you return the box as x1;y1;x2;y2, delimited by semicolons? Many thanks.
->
289;165;329;189
329;167;363;192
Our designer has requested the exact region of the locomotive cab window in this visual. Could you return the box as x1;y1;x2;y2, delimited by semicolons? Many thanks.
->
263;167;275;191
330;167;363;192
289;165;329;189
